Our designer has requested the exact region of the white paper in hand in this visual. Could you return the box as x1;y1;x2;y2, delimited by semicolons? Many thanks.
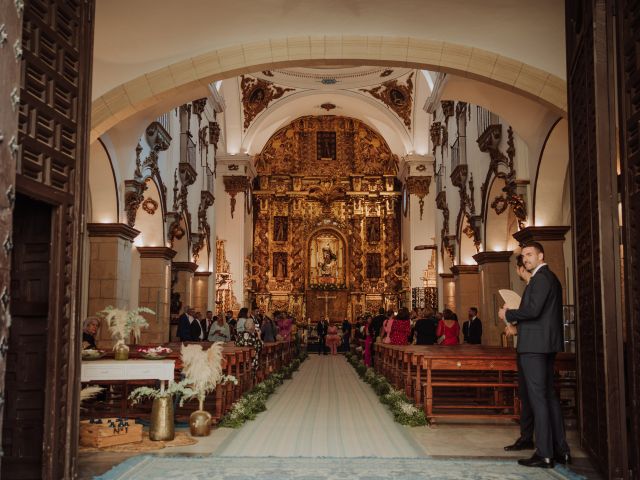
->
499;289;522;309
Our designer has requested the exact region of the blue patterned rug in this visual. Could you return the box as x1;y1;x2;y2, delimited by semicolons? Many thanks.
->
96;456;585;479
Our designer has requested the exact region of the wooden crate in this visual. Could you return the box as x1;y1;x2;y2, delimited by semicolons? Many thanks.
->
79;419;143;448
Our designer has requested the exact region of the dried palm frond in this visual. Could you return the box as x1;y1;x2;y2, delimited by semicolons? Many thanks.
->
98;306;154;349
80;385;104;403
181;343;226;408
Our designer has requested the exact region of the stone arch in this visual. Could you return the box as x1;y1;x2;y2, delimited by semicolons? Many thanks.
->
88;139;119;223
91;36;567;142
532;118;570;226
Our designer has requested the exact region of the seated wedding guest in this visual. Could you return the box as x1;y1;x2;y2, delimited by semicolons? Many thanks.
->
236;307;250;335
363;315;375;367
341;318;352;352
389;307;411;345
208;314;231;343
326;322;340;355
437;308;460;345
82;316;100;350
177;307;203;342
260;314;277;343
410;307;438;345
235;318;263;376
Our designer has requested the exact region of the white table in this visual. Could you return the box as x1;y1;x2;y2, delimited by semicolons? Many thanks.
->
81;359;175;392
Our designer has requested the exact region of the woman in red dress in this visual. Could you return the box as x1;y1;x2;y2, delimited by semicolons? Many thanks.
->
389;307;411;345
437;308;460;345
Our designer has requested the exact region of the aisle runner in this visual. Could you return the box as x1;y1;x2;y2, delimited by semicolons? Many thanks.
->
97;456;584;480
214;355;425;457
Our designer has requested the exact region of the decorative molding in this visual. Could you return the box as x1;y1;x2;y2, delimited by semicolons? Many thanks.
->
145;121;171;151
320;102;336;111
308;177;347;213
241;75;294;130
472;250;513;265
208;121;220;152
137;246;177;260
192;98;207;124
142;197;158;215
124;179;147;227
360;72;414;129
406;176;432;220
166;211;186;248
223;175;248;218
172;261;199;273
450;264;479;275
87;223;140;242
430;121;444;155
254;115;399;176
512;225;570;244
194;271;212;278
423;72;447;114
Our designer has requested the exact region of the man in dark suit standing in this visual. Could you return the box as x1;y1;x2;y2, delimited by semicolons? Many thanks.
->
177;307;203;342
201;310;215;339
316;317;329;355
499;242;570;468
462;307;482;344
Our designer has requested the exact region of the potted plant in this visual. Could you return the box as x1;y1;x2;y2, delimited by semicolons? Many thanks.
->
180;342;230;436
99;306;154;360
129;380;196;441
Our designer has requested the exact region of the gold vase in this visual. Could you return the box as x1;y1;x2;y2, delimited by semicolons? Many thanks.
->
189;410;212;436
150;396;175;441
114;343;129;360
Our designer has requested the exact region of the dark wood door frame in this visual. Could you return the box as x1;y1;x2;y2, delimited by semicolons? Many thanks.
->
0;1;95;478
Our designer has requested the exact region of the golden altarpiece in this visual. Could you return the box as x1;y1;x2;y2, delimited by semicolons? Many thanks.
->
246;115;405;322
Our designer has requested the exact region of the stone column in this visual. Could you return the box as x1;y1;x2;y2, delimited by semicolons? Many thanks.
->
137;246;176;344
439;273;455;310
513;226;570;301
172;261;198;312
87;223;139;348
193;271;211;315
450;265;480;321
473;251;513;346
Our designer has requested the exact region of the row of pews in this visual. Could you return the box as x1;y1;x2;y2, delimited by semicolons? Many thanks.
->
362;343;576;422
82;339;297;424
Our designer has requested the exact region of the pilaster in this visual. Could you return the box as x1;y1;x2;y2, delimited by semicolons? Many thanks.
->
450;265;480;323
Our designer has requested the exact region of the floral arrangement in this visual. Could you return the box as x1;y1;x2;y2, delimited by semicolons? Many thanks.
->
137;346;172;358
98;306;154;351
345;352;427;427
129;379;196;406
219;352;307;428
179;342;229;410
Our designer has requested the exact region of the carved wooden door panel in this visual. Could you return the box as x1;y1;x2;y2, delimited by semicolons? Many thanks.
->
566;0;628;478
6;0;95;478
0;0;23;468
616;0;640;476
1;195;52;479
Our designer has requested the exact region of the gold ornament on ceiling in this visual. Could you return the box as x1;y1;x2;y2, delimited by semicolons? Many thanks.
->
360;72;414;129
240;75;294;130
254;115;399;177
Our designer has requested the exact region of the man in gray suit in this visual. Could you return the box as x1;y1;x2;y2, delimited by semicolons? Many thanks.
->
498;242;570;468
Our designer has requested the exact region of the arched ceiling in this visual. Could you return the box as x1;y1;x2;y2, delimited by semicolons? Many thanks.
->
94;0;565;99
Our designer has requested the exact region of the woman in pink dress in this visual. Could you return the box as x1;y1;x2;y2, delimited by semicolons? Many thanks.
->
437;308;460;345
363;315;374;366
325;322;340;355
381;310;394;344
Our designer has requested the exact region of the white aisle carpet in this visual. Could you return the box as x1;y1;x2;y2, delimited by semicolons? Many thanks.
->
214;354;426;458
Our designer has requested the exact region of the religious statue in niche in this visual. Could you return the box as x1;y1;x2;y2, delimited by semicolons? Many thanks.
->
309;230;345;285
249;87;265;104
317;131;337;160
273;252;288;279
366;217;381;243
389;88;406;106
273;216;288;242
366;253;382;279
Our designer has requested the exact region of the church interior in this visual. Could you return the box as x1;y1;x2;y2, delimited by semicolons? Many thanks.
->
0;1;638;479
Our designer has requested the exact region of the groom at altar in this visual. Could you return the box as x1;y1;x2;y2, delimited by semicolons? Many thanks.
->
316;317;329;355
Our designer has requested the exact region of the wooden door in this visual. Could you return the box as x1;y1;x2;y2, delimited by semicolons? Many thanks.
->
615;1;640;476
1;195;52;479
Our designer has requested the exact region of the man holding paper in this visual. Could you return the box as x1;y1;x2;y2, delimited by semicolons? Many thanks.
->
498;242;570;469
